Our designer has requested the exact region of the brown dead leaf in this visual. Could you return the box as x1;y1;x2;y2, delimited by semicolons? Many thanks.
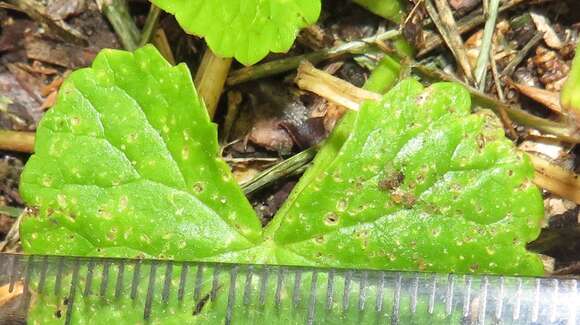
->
20;61;59;76
46;0;87;20
530;10;563;50
6;63;43;103
40;91;58;111
41;76;64;97
280;117;327;149
0;18;34;52
25;36;97;68
509;81;562;114
0;74;39;129
248;119;294;154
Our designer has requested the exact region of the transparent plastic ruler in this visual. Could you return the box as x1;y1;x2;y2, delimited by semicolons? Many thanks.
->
0;253;578;324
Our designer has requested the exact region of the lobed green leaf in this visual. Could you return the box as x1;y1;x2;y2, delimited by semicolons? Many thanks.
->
20;45;262;261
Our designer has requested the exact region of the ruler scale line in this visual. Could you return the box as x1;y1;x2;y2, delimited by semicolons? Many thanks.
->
571;279;578;325
343;271;352;312
495;276;504;321
100;261;111;297
162;261;173;304
428;275;437;315
177;263;188;302
144;262;158;320
275;268;285;307
293;270;302;308
376;271;385;313
84;261;95;297
38;255;49;294
549;278;559;323
54;257;65;296
224;267;238;325
64;259;80;325
445;274;455;316
19;255;34;313
392;273;402;325
7;254;17;293
478;276;489;325
359;271;368;311
326;269;335;311
410;275;418;314
258;267;269;306
194;264;204;301
210;266;220;302
243;266;253;305
462;276;472;318
513;278;523;320
114;261;125;299
307;271;319;325
130;260;142;300
532;278;541;322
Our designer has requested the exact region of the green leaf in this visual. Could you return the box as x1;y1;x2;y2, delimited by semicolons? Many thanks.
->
266;79;544;276
353;0;405;23
149;0;321;65
19;45;262;260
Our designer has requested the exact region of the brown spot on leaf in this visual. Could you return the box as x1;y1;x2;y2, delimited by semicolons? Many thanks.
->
378;171;404;191
324;212;339;225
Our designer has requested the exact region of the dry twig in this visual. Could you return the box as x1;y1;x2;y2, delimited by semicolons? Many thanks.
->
426;0;474;81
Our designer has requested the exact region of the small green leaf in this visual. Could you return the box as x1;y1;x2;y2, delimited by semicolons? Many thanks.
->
353;0;405;23
266;79;544;276
19;45;262;260
150;0;321;65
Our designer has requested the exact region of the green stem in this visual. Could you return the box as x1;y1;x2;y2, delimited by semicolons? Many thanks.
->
227;29;401;86
97;0;140;51
138;4;161;47
363;55;401;94
501;33;543;78
561;41;580;125
241;148;317;195
0;206;23;219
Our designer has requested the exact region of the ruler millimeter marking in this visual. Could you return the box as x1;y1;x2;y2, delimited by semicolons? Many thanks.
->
1;253;579;324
